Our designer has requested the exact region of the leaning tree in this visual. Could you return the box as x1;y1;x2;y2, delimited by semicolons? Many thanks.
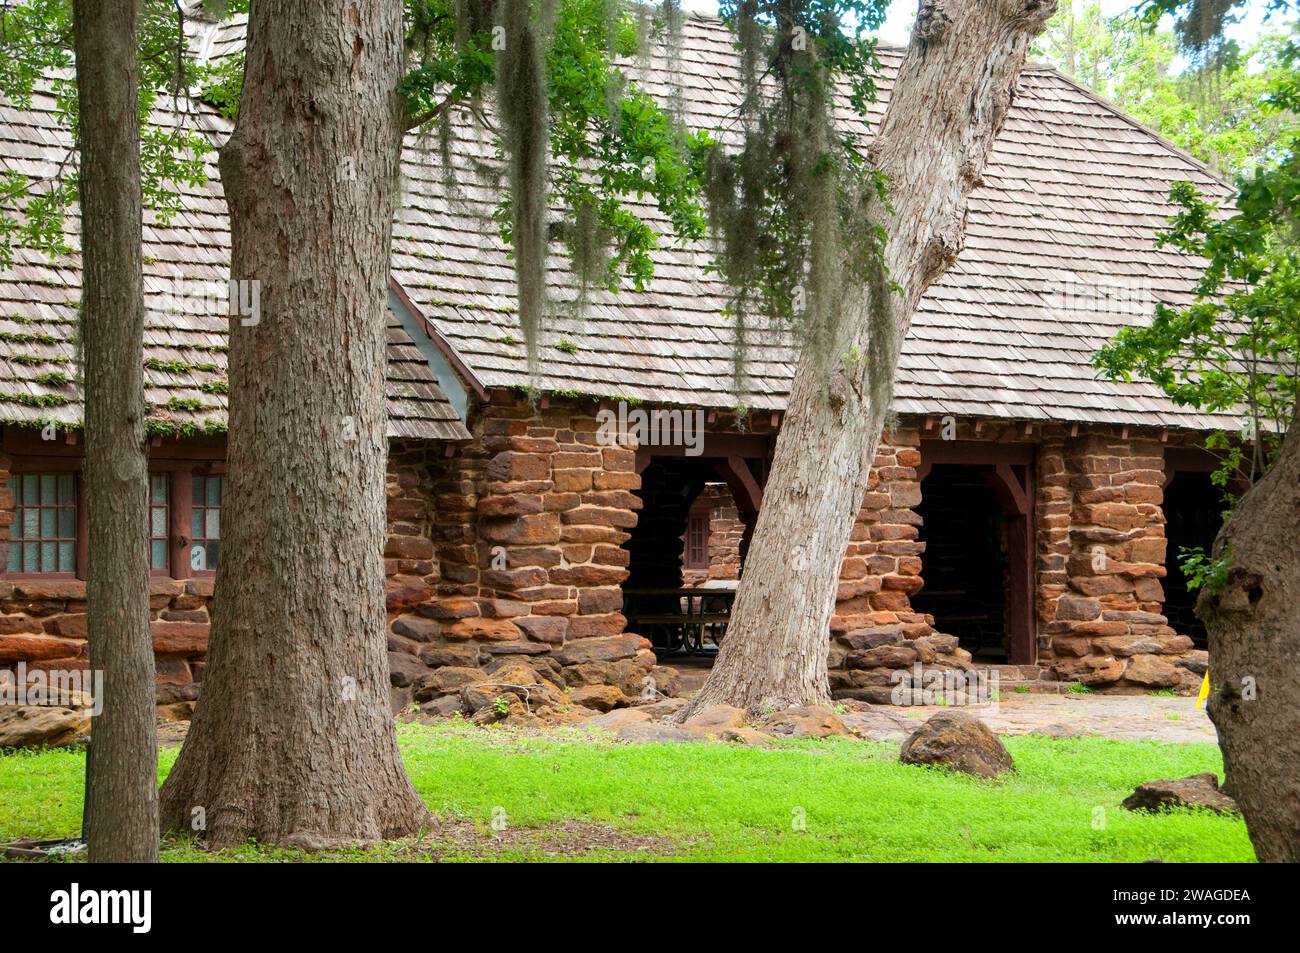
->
678;0;1059;717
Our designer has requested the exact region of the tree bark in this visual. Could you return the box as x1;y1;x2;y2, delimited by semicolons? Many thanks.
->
158;0;428;849
1199;411;1300;862
681;0;1057;717
74;0;160;864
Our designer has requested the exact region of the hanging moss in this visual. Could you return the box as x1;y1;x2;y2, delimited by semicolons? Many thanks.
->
496;0;554;377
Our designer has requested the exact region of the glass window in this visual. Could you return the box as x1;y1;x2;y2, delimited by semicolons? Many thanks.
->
149;474;169;572
7;473;77;574
190;475;226;571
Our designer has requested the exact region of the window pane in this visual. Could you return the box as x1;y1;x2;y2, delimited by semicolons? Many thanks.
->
22;475;38;505
58;542;74;571
23;509;39;538
207;478;222;506
7;544;18;572
40;542;55;571
57;474;75;504
59;508;74;538
151;474;167;502
41;508;56;539
205;509;220;539
40;474;56;505
23;542;37;572
151;507;167;536
192;476;204;506
151;540;167;571
11;511;22;540
190;544;206;572
206;541;220;569
191;509;203;540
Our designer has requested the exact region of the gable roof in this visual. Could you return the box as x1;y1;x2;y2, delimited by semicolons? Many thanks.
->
0;79;469;442
1;11;1244;439
391;14;1239;431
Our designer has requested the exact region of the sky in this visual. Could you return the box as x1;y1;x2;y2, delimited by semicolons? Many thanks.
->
679;0;1290;47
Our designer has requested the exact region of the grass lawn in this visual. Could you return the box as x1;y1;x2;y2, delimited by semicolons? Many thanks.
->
0;722;1254;862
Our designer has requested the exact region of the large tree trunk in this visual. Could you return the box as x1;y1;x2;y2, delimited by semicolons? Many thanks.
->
682;0;1057;717
1199;412;1300;862
158;0;428;849
74;0;159;863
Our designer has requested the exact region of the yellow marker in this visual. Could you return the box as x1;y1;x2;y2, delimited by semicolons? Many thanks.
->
1196;671;1210;709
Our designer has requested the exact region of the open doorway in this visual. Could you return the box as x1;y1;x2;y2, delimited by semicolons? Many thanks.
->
1163;470;1226;649
621;449;765;676
912;465;1011;663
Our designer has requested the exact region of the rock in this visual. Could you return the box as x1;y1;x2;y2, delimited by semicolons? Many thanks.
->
535;705;590;726
1078;655;1126;686
637;697;688;719
387;651;429;688
582;708;651;732
420;695;464;719
553;635;642;666
615;723;700;744
683;704;748;734
1056;593;1102;621
155;683;199;705
570;684;629;713
469;696;542;728
839;708;912;742
846;645;918;670
413;666;482;701
899;711;1014;778
417;643;481;668
760;705;848;738
840;626;905;650
1123;653;1179;687
157;701;195;723
0;705;90;748
1122;773;1238;815
718;727;771;746
1175;650;1209;675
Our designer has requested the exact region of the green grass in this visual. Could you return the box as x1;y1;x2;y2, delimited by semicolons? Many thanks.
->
0;724;1253;862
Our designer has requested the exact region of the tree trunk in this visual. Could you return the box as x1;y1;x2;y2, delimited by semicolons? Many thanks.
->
1199;411;1300;862
681;0;1057;717
158;0;428;849
74;0;159;864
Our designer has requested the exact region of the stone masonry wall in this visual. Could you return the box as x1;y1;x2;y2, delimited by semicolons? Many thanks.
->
1042;430;1201;692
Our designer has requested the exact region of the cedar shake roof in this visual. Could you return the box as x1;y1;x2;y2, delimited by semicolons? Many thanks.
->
1;11;1243;437
392;14;1239;430
0;77;469;442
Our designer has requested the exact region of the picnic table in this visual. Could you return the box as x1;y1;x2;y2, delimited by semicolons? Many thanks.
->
623;585;737;657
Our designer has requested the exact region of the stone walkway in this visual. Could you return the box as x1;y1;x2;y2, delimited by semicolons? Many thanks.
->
846;693;1217;745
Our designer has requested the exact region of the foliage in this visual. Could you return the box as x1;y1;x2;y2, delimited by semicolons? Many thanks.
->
1034;2;1298;177
0;726;1254;861
699;0;891;392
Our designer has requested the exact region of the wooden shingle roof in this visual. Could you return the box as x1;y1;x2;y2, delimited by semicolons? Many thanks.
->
390;15;1239;431
0;76;469;442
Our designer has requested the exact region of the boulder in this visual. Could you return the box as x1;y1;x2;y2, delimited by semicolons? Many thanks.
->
570;684;629;713
581;708;652;732
1123;653;1179;688
682;704;748;735
387;651;429;688
760;705;848;738
899;711;1013;778
0;705;90;748
615;723;700;744
1122;773;1238;815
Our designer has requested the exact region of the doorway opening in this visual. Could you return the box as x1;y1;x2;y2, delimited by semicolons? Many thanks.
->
1163;470;1226;649
913;464;1011;663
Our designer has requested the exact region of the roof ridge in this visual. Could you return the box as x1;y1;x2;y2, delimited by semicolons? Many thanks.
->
1034;64;1236;194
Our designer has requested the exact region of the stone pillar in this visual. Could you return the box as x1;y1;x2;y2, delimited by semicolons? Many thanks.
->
1048;430;1198;690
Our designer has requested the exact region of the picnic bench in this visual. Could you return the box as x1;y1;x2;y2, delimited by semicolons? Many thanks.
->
622;586;737;657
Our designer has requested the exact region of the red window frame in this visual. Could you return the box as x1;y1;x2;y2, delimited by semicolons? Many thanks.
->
2;449;225;582
684;511;710;570
4;469;83;578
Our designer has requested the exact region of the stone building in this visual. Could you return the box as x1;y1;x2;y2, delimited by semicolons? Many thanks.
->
0;12;1232;708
